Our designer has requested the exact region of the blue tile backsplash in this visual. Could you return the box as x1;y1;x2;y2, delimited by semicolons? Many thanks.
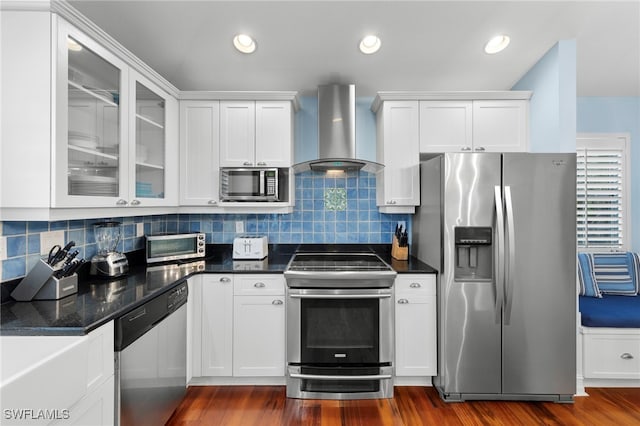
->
1;170;410;282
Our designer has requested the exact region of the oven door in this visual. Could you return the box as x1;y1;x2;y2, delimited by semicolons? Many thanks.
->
286;287;393;399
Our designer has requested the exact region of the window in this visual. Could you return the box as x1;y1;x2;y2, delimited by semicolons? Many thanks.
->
576;134;631;250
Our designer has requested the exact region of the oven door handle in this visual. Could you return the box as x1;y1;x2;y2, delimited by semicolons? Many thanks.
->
288;294;391;299
289;373;393;381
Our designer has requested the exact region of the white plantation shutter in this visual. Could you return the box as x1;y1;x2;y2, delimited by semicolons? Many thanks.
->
576;135;630;250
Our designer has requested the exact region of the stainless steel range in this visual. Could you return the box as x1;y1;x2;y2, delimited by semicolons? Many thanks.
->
284;252;397;400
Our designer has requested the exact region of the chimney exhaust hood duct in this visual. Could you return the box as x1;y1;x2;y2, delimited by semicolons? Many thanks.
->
292;84;383;173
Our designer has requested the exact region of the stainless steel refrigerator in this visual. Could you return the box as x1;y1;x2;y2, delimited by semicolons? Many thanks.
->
412;153;576;402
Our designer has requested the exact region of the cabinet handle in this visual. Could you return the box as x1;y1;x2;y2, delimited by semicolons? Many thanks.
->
257;161;267;166
220;277;231;283
243;161;252;166
272;299;283;305
409;283;421;288
386;200;397;205
461;146;472;152
398;299;409;304
130;199;141;206
254;282;266;288
116;199;128;206
208;200;218;205
620;353;634;360
475;147;486;152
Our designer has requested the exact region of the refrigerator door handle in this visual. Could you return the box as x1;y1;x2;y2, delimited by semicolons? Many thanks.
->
494;185;505;324
504;185;516;325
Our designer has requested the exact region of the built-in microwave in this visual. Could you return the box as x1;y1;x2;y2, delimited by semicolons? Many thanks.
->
220;168;281;202
145;233;206;264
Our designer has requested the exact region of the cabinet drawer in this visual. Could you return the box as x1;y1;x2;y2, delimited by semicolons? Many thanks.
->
583;333;640;379
234;274;285;295
395;274;436;295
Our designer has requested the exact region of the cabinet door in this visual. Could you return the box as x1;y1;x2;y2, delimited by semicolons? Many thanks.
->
201;275;234;376
255;101;292;167
395;275;437;376
376;101;420;209
180;101;220;206
419;101;473;153
233;295;285;376
472;100;528;152
129;70;178;206
220;101;256;167
54;18;129;208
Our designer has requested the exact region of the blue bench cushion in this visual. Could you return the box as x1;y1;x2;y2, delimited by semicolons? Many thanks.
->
580;295;640;328
578;252;639;297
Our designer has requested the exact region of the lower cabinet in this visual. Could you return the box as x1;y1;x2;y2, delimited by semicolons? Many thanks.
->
233;294;285;376
192;273;285;379
394;274;437;377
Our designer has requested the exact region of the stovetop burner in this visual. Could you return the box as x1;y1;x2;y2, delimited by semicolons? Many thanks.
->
286;253;393;272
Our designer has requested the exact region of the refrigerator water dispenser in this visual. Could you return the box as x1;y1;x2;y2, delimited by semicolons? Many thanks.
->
454;227;492;281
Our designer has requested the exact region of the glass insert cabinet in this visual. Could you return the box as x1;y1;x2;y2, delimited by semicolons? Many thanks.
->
53;18;177;208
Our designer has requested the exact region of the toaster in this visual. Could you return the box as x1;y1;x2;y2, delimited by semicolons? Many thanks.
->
233;236;268;260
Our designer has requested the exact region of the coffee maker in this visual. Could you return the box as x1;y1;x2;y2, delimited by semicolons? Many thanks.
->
90;221;129;277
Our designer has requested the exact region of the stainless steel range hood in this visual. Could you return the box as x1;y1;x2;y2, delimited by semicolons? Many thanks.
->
292;84;383;173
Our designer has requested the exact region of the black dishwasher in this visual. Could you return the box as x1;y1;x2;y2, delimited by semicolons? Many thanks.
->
114;281;188;426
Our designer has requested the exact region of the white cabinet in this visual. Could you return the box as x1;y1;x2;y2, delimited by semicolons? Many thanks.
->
179;101;221;206
233;275;285;377
200;274;234;376
53;18;178;209
471;100;529;152
419;101;472;153
419;99;529;153
582;327;640;380
192;273;285;379
374;101;420;214
1;11;179;220
395;274;437;377
219;101;293;167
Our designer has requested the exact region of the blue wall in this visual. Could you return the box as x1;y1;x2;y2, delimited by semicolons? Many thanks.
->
577;97;640;251
512;40;577;152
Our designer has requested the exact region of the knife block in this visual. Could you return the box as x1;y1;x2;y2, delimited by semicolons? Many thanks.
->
10;259;79;301
391;235;408;261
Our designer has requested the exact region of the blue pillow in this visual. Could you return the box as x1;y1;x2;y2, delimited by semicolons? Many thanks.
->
578;253;601;298
591;252;638;296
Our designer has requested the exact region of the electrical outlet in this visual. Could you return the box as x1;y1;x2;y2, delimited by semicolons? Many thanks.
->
136;223;144;237
40;230;65;255
235;221;244;234
0;236;7;261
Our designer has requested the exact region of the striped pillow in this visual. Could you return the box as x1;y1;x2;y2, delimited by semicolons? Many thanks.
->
577;253;601;298
591;252;639;296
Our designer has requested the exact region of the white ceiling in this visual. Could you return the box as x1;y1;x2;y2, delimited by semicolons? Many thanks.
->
68;0;640;97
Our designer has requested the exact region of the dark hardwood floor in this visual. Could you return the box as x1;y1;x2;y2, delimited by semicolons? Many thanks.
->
166;386;640;425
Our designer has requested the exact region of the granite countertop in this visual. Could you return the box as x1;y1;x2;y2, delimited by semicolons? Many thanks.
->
0;244;435;336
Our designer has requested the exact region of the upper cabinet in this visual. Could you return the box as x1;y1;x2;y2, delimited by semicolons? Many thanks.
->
0;9;179;220
419;97;530;153
179;94;297;212
219;101;293;168
372;92;531;215
179;101;221;206
54;19;178;209
374;101;420;214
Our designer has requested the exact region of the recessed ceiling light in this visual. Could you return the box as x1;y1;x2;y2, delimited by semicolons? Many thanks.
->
67;37;83;52
233;34;256;54
359;35;381;54
484;34;510;54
